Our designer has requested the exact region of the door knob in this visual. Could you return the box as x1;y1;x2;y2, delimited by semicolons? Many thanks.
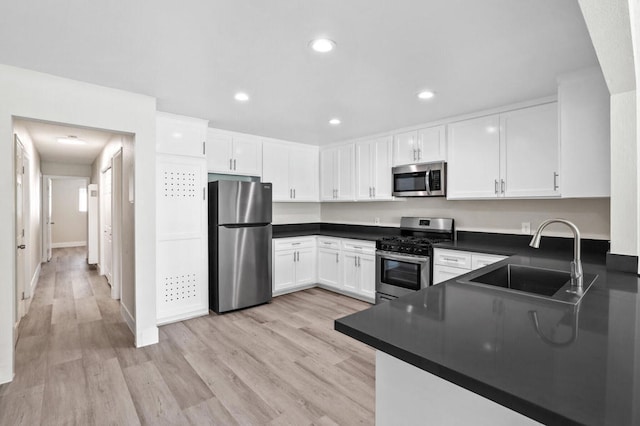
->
17;245;26;249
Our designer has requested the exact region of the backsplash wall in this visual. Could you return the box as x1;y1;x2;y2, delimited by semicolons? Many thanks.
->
320;197;611;239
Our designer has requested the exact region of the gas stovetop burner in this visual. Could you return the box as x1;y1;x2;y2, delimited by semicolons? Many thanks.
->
376;217;455;256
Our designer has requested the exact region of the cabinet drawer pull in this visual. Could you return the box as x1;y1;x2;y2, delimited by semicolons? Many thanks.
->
553;172;559;191
442;257;461;262
292;242;301;245
323;242;332;245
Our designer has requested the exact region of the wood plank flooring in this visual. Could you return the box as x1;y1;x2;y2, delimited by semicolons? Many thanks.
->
0;247;375;425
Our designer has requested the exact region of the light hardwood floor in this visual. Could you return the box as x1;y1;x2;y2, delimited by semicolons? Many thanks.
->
0;247;375;425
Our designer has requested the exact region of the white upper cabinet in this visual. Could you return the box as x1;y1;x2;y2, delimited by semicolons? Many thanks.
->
447;102;559;199
393;125;446;166
156;112;207;157
501;103;559;198
356;136;393;200
262;140;319;202
320;144;355;201
206;129;262;176
447;115;501;199
557;67;610;198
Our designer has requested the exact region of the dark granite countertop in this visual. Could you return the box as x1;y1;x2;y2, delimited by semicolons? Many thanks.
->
335;254;640;425
272;222;399;242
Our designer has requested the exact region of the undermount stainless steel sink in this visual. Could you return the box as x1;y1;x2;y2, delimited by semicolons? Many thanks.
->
460;264;597;304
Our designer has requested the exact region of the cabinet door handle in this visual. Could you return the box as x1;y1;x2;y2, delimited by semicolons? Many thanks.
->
373;187;375;198
413;149;417;161
501;179;505;194
417;148;421;160
293;188;296;199
323;241;331;245
336;253;339;263
290;188;293;199
494;179;499;195
292;242;301;245
443;257;461;262
229;159;233;170
233;159;237;170
354;256;357;267
553;172;559;191
293;252;296;262
358;256;361;267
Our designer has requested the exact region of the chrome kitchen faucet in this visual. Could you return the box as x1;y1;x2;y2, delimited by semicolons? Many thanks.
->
529;219;583;291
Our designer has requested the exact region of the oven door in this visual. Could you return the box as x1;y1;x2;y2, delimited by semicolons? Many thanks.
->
376;250;430;299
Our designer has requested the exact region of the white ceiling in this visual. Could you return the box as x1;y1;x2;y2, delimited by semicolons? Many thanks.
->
0;0;598;145
16;119;115;165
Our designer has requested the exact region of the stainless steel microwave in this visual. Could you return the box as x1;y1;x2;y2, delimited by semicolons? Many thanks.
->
392;161;447;197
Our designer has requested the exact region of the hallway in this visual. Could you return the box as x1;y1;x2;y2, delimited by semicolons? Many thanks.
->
0;247;139;424
0;248;376;425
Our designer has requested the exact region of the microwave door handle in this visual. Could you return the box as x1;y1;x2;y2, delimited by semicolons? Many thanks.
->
425;169;431;195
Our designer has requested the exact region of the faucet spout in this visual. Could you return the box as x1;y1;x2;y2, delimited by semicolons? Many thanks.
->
529;219;583;290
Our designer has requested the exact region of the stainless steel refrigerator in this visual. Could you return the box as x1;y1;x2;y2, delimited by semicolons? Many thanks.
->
208;180;272;313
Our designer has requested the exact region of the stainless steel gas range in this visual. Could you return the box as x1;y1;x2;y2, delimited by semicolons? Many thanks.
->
375;217;454;303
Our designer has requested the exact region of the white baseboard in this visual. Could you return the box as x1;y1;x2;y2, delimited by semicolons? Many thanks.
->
51;241;87;248
272;283;316;297
157;308;209;327
136;326;159;348
0;370;14;386
121;303;135;334
29;263;41;297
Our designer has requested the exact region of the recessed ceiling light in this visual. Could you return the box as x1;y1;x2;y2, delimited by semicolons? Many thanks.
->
417;90;435;100
234;92;250;102
310;38;336;53
329;118;341;125
57;136;86;145
171;132;183;139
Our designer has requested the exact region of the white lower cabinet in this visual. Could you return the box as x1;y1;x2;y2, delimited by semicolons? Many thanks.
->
273;236;375;303
433;248;507;284
273;237;316;295
317;238;341;290
337;240;376;303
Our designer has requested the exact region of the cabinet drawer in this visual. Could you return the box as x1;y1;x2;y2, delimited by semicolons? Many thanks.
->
274;237;316;251
317;237;341;250
341;239;376;255
471;253;507;270
433;265;469;285
433;249;472;269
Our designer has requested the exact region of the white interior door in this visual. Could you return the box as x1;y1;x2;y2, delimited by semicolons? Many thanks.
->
45;177;53;261
101;167;113;284
15;136;26;328
111;150;123;300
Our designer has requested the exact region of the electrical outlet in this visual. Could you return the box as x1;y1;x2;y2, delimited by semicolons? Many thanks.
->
374;217;381;225
521;222;531;234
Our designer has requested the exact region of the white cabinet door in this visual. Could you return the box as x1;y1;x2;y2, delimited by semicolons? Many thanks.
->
337;144;355;200
318;248;341;289
433;265;468;285
371;136;393;200
320;148;336;200
206;131;234;173
289;145;319;201
355;141;374;200
274;250;296;292
262;141;290;201
393;131;419;165
342;252;359;293
295;247;316;285
501;103;559;198
156;112;207;158
232;135;262;176
358;254;376;301
447;115;501;199
417;125;446;162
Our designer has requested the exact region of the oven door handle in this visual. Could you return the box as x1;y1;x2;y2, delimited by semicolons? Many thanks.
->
376;251;429;265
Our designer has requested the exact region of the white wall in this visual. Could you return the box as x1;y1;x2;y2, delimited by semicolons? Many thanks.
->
0;64;157;385
91;135;123;184
321;198;611;239
41;162;91;177
51;178;87;247
610;90;638;255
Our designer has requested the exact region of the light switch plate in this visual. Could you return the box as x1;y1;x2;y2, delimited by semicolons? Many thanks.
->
521;222;531;234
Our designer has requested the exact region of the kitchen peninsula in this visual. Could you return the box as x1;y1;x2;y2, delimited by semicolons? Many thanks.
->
336;245;640;425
